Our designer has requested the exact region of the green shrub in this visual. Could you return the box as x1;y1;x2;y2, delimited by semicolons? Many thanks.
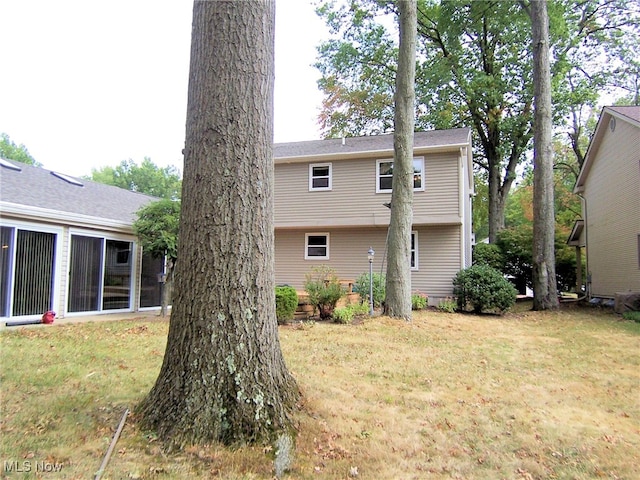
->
333;303;369;324
438;297;457;313
411;291;428;310
354;272;386;308
304;265;345;320
453;264;518;314
473;242;503;270
275;286;298;325
622;310;640;323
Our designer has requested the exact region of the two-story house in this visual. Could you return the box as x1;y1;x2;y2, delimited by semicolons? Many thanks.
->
273;128;474;305
571;106;640;302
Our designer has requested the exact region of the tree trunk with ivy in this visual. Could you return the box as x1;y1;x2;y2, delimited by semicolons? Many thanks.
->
137;0;299;448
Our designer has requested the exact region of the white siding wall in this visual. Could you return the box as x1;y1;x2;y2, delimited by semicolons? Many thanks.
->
584;118;640;297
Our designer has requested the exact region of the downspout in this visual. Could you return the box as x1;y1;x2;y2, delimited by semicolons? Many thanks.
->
577;193;590;298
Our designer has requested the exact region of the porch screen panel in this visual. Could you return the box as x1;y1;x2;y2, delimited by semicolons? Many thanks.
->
103;240;132;310
12;230;56;316
140;253;163;307
69;235;103;312
0;227;15;317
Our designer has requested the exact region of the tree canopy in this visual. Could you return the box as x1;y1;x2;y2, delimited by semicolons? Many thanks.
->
88;158;182;200
314;0;640;240
0;133;41;166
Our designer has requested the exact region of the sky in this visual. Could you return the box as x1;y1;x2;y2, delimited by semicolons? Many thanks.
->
0;1;329;177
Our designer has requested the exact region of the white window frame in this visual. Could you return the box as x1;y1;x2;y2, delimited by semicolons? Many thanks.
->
411;231;418;270
309;163;332;191
305;233;330;260
376;157;425;193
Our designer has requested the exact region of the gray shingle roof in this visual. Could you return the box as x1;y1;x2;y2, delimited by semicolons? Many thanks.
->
274;128;471;159
607;105;640;124
0;159;158;223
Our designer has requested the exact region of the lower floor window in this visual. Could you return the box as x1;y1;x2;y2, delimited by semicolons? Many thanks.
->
411;231;418;270
305;233;329;259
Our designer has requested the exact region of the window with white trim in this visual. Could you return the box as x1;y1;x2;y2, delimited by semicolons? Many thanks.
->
309;163;332;191
376;158;425;193
411;231;418;270
305;233;329;259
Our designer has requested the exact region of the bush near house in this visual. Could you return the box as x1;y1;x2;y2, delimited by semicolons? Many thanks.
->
411;291;428;310
304;265;345;320
354;272;386;308
275;286;298;325
333;303;370;324
453;264;518;314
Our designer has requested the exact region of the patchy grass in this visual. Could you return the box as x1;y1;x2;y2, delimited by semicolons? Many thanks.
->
1;306;638;479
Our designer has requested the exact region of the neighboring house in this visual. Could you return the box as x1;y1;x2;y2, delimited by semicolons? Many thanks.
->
571;106;640;299
0;159;162;322
273;128;474;305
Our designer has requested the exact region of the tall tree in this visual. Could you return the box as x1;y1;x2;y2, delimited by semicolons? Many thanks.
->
314;0;640;242
529;0;559;310
137;0;299;449
0;133;41;166
89;158;182;200
385;0;417;320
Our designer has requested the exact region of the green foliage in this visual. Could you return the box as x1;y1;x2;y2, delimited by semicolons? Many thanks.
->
438;297;457;313
89;158;182;200
354;272;386;308
333;303;369;324
453;264;518;314
473;243;504;270
0;133;41;166
495;224;582;293
622;311;640;323
304;266;345;320
132;199;180;262
411;292;428;310
275;286;298;325
495;226;534;294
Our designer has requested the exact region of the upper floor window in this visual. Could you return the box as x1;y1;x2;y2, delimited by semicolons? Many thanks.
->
305;233;329;259
309;163;332;191
376;158;425;193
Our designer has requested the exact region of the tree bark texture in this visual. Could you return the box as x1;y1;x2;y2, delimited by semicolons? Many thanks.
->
385;0;417;320
138;0;299;447
531;0;559;310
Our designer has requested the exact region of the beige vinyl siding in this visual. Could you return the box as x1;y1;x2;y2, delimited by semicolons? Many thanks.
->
584;118;640;297
275;225;462;303
274;151;461;228
413;225;461;299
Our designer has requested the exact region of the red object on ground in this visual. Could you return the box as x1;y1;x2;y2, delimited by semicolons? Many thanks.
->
42;311;56;324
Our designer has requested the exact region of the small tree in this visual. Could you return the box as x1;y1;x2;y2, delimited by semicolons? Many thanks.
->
304;266;345;320
132;199;180;316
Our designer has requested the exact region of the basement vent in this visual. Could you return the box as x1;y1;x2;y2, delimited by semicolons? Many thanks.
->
50;171;84;187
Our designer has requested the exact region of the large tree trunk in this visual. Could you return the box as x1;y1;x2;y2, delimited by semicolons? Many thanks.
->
138;0;299;447
531;0;559;310
385;0;417;320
